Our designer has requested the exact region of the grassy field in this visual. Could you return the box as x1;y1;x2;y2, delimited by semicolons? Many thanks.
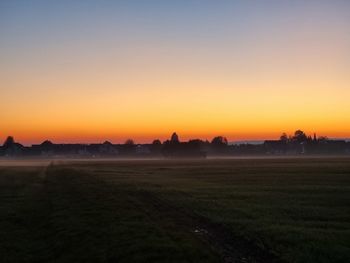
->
0;158;349;263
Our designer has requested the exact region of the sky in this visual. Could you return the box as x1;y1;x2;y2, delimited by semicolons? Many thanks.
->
1;0;350;145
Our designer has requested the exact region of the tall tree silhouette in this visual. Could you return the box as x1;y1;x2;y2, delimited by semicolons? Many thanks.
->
3;136;15;148
170;132;180;144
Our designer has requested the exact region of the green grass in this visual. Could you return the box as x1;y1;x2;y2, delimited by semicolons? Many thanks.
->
0;158;349;262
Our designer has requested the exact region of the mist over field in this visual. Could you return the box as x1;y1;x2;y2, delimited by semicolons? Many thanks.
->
0;157;349;262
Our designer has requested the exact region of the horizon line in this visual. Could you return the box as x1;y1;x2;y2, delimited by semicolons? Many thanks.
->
2;135;350;147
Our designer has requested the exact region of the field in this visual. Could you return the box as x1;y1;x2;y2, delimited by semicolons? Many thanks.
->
0;157;349;263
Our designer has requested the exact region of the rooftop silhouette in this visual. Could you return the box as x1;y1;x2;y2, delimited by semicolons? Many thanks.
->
1;130;349;158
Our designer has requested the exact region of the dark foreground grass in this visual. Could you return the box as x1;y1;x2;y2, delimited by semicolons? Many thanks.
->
0;158;349;262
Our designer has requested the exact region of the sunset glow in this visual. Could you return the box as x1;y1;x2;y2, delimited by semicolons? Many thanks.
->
1;1;349;145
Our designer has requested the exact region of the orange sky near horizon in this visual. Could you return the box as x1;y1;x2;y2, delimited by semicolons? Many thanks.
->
1;1;349;145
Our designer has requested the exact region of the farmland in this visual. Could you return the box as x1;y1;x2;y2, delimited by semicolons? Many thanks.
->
0;157;349;262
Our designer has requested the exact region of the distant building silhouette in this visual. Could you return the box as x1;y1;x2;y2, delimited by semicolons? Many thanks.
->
0;130;349;158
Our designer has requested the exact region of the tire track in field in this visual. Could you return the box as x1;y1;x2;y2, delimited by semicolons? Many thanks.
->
41;164;218;262
130;190;283;263
42;163;283;263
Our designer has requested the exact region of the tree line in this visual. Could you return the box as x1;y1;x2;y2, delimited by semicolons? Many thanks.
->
0;130;349;158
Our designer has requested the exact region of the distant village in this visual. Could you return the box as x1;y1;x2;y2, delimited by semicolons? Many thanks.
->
1;130;349;158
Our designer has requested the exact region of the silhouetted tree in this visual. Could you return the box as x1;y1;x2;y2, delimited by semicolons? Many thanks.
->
280;133;288;142
293;130;307;143
2;136;24;156
152;139;162;146
210;136;228;155
150;139;162;155
40;140;54;152
170;132;179;144
103;141;112;145
125;139;135;145
123;139;136;155
3;136;15;148
211;136;228;145
41;140;53;147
